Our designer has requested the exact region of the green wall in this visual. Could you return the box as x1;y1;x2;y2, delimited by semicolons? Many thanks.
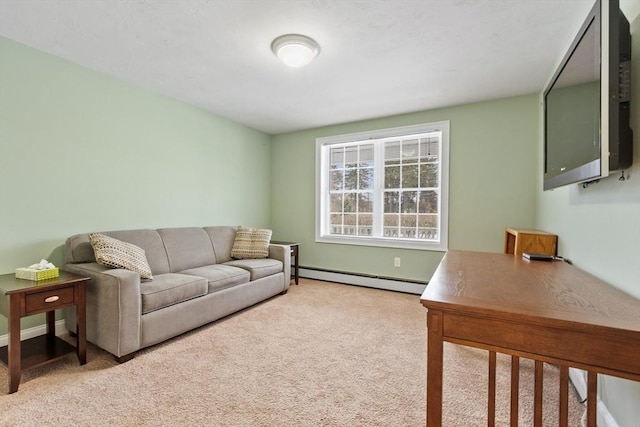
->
271;94;540;283
536;9;640;427
0;37;272;334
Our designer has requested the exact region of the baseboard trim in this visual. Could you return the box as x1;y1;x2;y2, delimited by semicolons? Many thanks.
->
570;368;620;427
0;320;68;347
299;267;427;295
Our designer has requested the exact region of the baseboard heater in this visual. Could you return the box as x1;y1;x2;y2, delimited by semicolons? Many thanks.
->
298;266;427;295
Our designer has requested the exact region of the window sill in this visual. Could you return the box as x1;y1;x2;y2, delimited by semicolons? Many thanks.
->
315;235;447;251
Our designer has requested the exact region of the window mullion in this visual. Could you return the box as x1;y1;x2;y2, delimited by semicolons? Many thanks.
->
372;141;384;238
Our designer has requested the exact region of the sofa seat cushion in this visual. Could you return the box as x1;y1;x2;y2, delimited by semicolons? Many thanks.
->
180;264;250;293
140;273;207;314
224;258;283;281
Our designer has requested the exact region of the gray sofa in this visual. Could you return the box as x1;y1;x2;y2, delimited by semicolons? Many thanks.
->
64;226;290;362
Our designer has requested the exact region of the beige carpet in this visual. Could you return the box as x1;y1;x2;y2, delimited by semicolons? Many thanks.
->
0;279;584;426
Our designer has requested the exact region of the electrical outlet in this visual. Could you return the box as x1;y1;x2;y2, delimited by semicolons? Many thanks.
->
394;257;401;267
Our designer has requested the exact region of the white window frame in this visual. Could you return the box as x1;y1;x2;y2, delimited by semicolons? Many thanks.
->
315;121;450;251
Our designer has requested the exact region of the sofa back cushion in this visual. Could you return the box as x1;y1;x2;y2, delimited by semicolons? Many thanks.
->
65;234;96;264
66;229;171;275
106;230;171;275
204;226;237;263
157;227;216;272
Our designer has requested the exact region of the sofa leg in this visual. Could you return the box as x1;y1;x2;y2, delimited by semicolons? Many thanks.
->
115;353;135;363
281;289;288;295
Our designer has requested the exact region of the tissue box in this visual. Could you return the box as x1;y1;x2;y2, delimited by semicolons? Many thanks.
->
15;267;60;281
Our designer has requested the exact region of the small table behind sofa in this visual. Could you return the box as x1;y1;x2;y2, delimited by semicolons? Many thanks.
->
271;241;299;285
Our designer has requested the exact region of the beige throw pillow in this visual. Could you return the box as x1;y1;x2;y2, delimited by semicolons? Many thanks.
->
230;227;272;259
89;233;154;279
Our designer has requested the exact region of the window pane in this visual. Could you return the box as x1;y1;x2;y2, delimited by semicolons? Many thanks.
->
345;146;358;168
331;147;344;168
358;214;373;236
420;163;438;188
420;137;439;161
402;139;419;160
344;193;357;212
402;164;419;188
330;214;343;235
385;166;400;188
330;193;343;212
401;214;417;228
401;191;417;213
359;144;374;167
385;141;401;164
418;215;438;239
330;170;344;190
344;169;358;190
344;214;357;235
344;214;357;225
384;191;400;213
418;214;438;228
419;191;438;213
401;227;417;238
383;214;399;237
359;213;373;226
358;167;373;189
384;214;399;227
358;193;373;212
419;229;438;240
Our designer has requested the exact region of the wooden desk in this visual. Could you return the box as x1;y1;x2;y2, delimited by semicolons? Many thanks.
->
420;250;640;426
0;271;89;393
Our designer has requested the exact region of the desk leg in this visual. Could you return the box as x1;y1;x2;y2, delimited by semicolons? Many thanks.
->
586;372;598;427
8;295;22;394
488;351;497;427
426;310;444;426
76;283;87;365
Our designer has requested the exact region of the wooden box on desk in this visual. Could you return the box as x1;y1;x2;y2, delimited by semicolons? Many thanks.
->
504;227;557;256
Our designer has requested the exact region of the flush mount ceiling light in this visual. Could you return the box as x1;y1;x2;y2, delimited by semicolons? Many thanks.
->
271;34;320;68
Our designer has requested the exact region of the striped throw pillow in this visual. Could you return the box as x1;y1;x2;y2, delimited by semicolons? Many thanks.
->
230;227;272;259
89;233;154;279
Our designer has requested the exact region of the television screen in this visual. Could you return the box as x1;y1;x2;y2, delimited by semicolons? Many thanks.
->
544;16;600;183
543;0;632;191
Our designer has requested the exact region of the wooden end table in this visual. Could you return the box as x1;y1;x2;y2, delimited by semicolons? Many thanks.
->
0;271;89;393
272;241;300;285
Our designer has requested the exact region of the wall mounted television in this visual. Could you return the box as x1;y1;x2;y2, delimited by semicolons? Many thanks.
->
543;0;632;191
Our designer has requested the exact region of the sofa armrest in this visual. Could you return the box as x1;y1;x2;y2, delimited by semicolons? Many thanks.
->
64;263;141;358
268;244;291;291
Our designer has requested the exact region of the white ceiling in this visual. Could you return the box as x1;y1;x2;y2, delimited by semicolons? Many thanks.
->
0;0;637;135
